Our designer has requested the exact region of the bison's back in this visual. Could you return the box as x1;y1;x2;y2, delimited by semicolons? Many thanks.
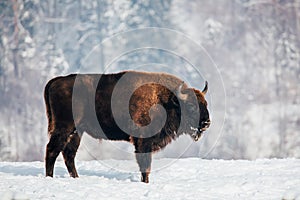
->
44;71;184;139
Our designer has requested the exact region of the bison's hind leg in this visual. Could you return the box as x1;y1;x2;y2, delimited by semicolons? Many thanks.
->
62;131;81;178
45;130;68;177
45;127;81;178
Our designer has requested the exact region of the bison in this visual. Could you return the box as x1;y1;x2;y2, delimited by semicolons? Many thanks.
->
44;71;210;183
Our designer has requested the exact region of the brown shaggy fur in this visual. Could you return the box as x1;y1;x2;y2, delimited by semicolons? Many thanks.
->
44;71;210;183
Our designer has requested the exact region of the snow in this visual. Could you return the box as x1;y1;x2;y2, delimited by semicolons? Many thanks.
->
0;158;300;200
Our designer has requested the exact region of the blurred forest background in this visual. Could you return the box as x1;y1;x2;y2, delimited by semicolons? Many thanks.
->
0;0;299;161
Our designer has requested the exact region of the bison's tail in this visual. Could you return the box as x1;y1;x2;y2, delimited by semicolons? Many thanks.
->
44;77;60;134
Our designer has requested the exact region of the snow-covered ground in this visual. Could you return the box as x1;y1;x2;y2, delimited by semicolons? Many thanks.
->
0;158;299;200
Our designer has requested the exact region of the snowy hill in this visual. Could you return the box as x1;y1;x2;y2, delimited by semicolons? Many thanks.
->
0;158;299;200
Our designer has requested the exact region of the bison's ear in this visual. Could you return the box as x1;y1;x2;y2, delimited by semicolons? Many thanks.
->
176;81;188;101
202;81;208;95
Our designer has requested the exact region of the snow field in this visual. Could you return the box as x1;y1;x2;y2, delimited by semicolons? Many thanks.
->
0;158;300;200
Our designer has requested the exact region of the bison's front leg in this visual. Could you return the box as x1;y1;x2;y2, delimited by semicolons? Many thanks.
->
135;152;152;183
133;138;152;183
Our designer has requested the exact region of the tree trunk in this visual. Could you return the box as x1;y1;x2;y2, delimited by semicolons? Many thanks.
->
12;0;19;78
97;0;105;71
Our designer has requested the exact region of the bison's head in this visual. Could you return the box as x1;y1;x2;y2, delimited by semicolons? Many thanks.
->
176;81;211;141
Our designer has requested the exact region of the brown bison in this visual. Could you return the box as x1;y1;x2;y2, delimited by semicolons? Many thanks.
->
44;71;210;183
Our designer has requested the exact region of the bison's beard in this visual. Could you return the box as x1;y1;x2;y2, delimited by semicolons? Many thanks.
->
181;119;203;142
178;124;202;141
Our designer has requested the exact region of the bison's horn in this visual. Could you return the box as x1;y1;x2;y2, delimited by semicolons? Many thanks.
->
202;81;208;95
177;81;188;101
